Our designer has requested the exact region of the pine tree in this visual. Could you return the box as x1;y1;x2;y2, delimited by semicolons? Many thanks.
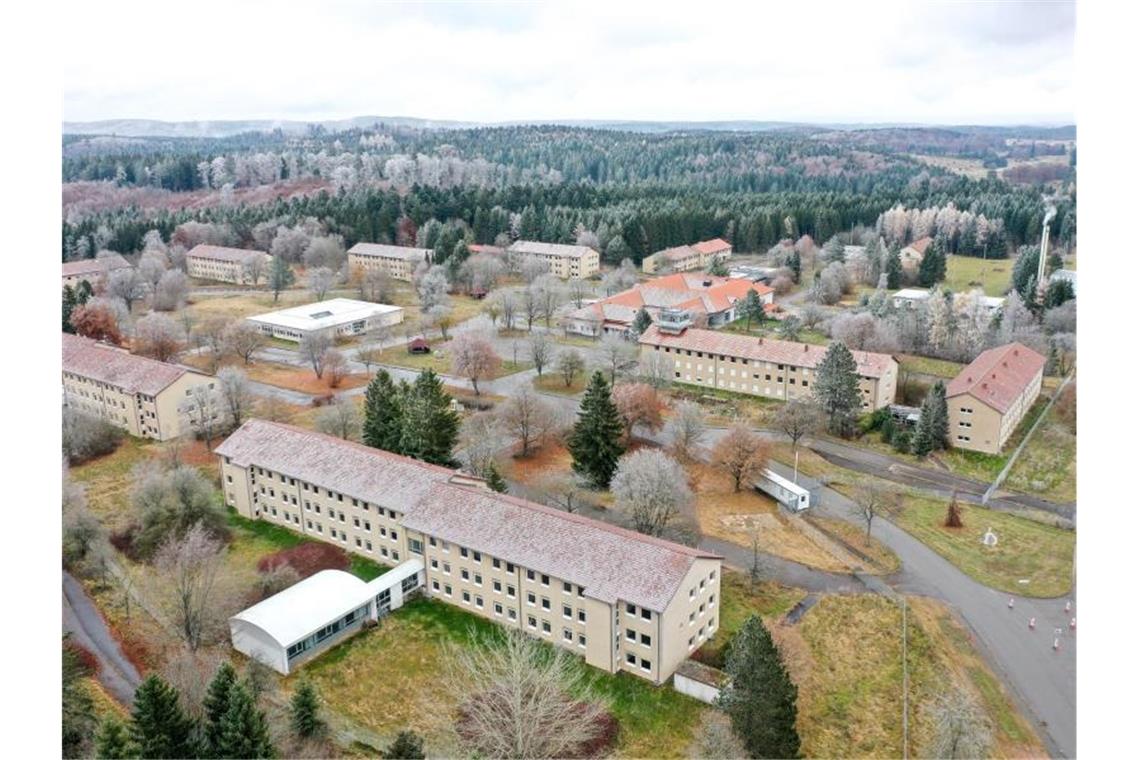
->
718;615;801;759
880;415;896;445
363;370;405;453
918;237;947;287
1044;278;1075;308
95;717;134;759
290;680;325;739
217;681;275;759
63;638;96;757
568;371;626;488
885;245;903;289
399;370;460;466
268;255;295;303
912;409;935;458
631;307;652;336
485;462;509;493
813;342;862;438
130;675;195;760
740;289;765;332
63;285;78;333
203;662;238;756
787;249;802;283
383;729;426;759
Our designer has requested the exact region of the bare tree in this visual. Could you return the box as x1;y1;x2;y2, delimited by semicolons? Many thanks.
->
138;250;168;292
690;711;748;759
451;332;501;396
133;313;182;362
566;278;591;309
925;688;994;759
153;269;190;311
665;401;707;462
256;396;295;424
216;366;252;429
198;317;229;372
638;349;674;390
850;484;900;545
493;289;517;331
597;333;637;385
459;413;509;480
107;267;145;312
302;235;346;271
154;522;225;651
322;348;349;388
611;382;663;442
528;332;552;376
711;424;770;492
534;471;586;513
520;257;549;284
307;266;336;301
182;384;222;447
299;332;333;378
532;274;564;328
448;629;608;760
774;400;824;451
521;283;542;331
417;265;451;313
556;349;585;388
363;267;394;303
498;385;559;457
611;449;693;537
223;320;264;364
242;253;267;286
315;396;361;440
356;344;383;374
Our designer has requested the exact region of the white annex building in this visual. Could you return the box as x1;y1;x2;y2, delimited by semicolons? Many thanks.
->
229;560;424;674
245;298;404;343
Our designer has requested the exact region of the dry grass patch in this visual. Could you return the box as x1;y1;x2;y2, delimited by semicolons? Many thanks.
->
811;517;901;574
944;255;1014;297
533;372;586;396
1005;405;1076;503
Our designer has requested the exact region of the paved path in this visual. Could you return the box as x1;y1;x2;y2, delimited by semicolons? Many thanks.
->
63;572;142;706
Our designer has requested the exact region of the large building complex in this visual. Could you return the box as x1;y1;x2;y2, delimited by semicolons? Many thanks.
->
215;420;722;683
563;273;774;338
347;243;435;282
62;253;132;289
246;298;403;343
62;334;216;440
186;245;272;284
507;240;600;279
641;238;733;274
945;342;1046;454
638;325;898;411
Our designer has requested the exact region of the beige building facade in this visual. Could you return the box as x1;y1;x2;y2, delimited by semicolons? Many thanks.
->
62;253;132;289
643;239;733;274
946;342;1045;454
346;243;434;282
507;241;600;279
638;325;897;412
215;420;721;683
186;245;272;284
62;334;216;440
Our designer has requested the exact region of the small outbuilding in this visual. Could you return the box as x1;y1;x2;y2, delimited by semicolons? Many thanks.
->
229;560;424;675
407;337;431;354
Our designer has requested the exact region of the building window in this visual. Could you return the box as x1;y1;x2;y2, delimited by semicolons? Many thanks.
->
432;580;440;591
626;603;636;616
578;609;586;623
563;605;572;619
461;569;470;581
541;597;551;610
563;629;573;642
507;585;516;598
493;580;502;593
462;591;471;604
640;633;651;647
445;584;452;597
460;547;469;558
492;558;501;569
542;621;551;634
527;616;537;629
640;659;651;672
494;603;503;616
641;609;651;621
626;629;637;642
563;581;572;594
527;592;536;606
578;634;586;648
541;574;550;586
527;569;536;581
410;538;423;555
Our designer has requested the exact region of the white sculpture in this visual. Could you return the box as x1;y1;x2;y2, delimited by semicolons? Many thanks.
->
982;527;998;547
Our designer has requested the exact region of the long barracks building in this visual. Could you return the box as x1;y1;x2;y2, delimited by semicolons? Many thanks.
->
215;420;723;684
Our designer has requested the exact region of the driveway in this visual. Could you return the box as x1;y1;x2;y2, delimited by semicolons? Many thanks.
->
63;571;141;706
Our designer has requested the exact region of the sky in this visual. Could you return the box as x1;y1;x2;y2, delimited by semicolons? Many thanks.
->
62;0;1075;126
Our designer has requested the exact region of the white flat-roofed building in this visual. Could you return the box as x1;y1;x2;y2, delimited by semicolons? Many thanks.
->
229;561;424;674
892;288;932;309
246;298;404;342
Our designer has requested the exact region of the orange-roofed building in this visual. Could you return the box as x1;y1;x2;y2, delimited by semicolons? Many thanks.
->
562;273;774;338
946;342;1046;454
642;238;733;274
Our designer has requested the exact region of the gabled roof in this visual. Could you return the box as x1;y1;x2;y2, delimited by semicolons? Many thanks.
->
62;333;199;396
692;238;732;255
566;274;772;328
347;243;434;261
186;244;269;263
638;325;897;378
508;240;596;259
215;420;719;613
904;237;933;255
656;245;700;262
62;253;131;278
946;342;1046;414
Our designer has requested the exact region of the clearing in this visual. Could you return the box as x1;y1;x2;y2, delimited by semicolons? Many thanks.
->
1004;402;1076;503
943;255;1013;297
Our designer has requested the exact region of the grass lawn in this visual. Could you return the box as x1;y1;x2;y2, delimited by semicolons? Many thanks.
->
1005;404;1076;503
298;596;708;758
70;438;151;531
898;353;965;379
552;333;601;349
533;371;587;396
893;495;1074;597
943;255;1013;297
812;517;901;574
375;341;531;380
181;354;371;395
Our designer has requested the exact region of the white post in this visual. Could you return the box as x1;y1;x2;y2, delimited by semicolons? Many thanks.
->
794;450;800;484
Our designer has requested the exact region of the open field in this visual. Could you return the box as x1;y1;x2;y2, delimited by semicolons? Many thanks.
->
811;517;902;574
893;495;1074;597
533;371;587;395
910;153;990;179
1005;403;1076;503
898;353;965;380
944;255;1013;297
374;340;531;380
182;353;371;395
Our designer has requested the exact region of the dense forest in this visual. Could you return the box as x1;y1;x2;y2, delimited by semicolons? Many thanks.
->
61;124;1076;266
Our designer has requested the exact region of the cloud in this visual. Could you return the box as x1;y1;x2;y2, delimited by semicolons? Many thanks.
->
62;0;1075;125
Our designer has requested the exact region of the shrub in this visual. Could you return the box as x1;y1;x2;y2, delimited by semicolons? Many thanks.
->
257;542;349;579
64;639;100;676
62;407;124;465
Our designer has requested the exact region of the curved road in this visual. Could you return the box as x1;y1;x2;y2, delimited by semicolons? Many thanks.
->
63;572;141;706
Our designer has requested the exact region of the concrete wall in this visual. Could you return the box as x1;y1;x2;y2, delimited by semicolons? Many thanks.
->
674;673;722;705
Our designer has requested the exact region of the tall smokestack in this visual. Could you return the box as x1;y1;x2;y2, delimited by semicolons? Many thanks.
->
1036;205;1057;296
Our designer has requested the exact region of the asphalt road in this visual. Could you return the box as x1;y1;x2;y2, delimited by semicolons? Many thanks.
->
63;571;141;706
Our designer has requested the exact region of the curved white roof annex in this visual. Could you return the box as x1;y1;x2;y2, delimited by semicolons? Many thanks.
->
231;569;369;648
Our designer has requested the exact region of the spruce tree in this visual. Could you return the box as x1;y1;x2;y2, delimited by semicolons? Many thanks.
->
63;638;96;757
217;681;275;759
912;410;935;458
918;237;946;287
399;370;460;466
718;615;800;759
813;342;862;438
788;249;802;283
63;285;78;333
95;717;134;759
485;462;509;493
129;675;195;760
568;371;626;488
885;245;903;289
631;307;652;336
740;289;765;331
928;380;949;450
384;729;426;759
362;369;405;453
290;680;325;739
203;661;238;756
268;255;295;303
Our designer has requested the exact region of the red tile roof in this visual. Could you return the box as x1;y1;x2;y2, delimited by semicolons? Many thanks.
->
946;342;1045;414
62;253;132;278
215;420;719;612
638;325;897;378
186;244;269;263
62;333;198;395
566;274;772;328
905;237;933;255
692;238;732;255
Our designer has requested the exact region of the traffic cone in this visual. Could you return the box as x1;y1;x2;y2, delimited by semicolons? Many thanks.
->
1053;638;1060;651
1064;600;1072;613
1070;617;1076;631
1029;617;1036;630
1008;597;1014;609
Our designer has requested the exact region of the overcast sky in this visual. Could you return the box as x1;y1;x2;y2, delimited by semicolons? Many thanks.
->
63;0;1075;126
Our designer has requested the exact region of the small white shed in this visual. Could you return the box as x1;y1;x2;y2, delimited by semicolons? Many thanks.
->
229;559;424;675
